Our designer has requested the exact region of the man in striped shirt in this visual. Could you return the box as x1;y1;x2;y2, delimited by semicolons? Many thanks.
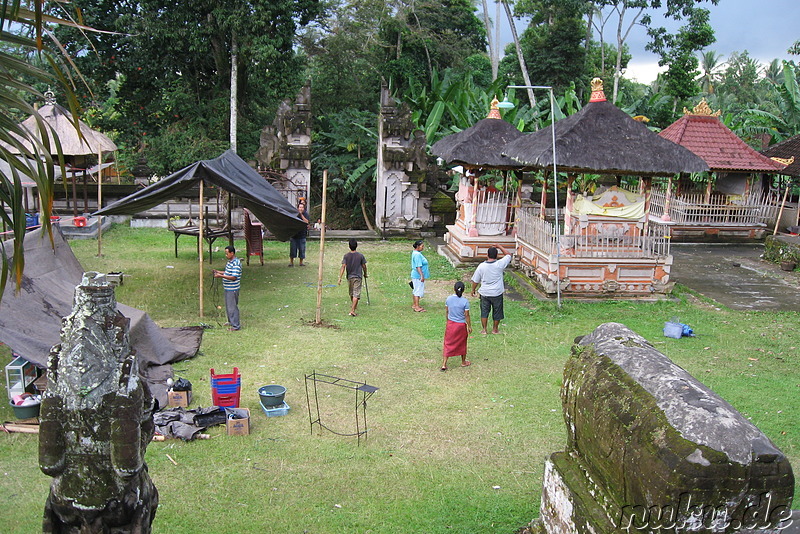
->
213;245;242;331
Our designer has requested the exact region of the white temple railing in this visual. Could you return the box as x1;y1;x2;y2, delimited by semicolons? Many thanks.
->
649;185;779;225
516;206;671;259
473;188;512;235
516;207;558;251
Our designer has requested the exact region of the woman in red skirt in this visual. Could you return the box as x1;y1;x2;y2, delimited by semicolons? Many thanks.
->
442;281;472;371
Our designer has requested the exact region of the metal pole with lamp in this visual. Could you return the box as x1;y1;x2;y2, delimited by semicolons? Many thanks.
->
498;86;561;307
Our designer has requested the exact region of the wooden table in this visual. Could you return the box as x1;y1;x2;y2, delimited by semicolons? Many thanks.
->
170;222;232;263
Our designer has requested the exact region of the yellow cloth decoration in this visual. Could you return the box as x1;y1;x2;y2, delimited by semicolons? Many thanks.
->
573;195;645;219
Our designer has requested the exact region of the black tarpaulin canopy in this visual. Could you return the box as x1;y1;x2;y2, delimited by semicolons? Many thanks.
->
96;150;306;241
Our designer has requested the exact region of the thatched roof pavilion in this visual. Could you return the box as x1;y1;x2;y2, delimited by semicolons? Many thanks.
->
760;134;800;177
0;91;118;221
503;79;709;176
431;99;525;169
2;91;117;156
659;100;785;173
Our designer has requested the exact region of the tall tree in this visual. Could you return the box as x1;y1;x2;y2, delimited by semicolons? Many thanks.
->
55;0;322;174
380;0;487;89
299;0;387;114
611;1;646;103
511;0;589;93
587;3;614;77
697;50;724;94
648;7;714;110
717;51;763;109
479;0;499;79
500;0;536;106
584;0;720;102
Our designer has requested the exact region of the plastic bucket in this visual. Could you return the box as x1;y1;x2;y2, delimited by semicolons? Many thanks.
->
10;399;40;419
258;385;286;407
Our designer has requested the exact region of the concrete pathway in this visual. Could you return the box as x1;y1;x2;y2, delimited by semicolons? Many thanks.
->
670;244;800;311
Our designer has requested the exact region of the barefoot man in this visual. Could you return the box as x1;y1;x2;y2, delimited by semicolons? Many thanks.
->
470;244;513;334
338;239;367;317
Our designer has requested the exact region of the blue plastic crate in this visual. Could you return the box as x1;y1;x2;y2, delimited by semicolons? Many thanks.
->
260;400;290;417
212;382;241;394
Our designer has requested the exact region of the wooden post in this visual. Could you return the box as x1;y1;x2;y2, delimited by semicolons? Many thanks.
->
510;172;522;236
539;174;547;220
199;180;205;317
71;169;78;218
642;176;653;236
315;170;328;325
564;174;576;234
663;176;673;222
97;150;103;257
227;191;233;247
82;169;88;213
773;184;790;235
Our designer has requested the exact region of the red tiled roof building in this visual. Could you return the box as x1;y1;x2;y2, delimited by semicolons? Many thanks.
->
659;100;786;173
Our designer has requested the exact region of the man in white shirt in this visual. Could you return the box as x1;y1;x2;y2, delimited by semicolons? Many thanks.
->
470;244;513;334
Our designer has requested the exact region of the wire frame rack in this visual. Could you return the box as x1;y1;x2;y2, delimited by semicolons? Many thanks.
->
304;371;378;445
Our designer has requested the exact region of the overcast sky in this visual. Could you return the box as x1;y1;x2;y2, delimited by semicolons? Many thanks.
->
494;0;800;85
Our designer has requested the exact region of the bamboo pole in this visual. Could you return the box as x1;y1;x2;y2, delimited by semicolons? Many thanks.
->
773;184;790;235
315;170;328;325
199;180;205;317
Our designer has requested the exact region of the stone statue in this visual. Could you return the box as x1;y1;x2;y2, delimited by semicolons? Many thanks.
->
40;272;158;533
255;125;280;169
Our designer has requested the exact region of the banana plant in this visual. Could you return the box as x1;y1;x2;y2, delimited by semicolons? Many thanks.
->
0;1;89;300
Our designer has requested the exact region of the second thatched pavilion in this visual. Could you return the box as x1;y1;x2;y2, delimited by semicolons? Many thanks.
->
501;78;708;298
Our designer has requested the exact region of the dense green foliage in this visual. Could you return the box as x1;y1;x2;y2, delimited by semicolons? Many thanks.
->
4;0;800;223
380;0;487;90
648;7;715;105
500;0;590;93
53;0;322;175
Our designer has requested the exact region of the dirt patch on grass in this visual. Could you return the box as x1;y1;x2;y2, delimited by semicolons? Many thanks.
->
302;319;340;329
425;276;474;301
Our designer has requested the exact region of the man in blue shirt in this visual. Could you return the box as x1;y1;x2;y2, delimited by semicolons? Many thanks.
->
213;245;242;331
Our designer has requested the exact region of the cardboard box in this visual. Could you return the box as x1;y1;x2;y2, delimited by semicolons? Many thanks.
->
225;407;250;436
167;389;192;408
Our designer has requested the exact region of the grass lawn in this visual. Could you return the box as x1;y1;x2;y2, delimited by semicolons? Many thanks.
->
1;225;798;533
